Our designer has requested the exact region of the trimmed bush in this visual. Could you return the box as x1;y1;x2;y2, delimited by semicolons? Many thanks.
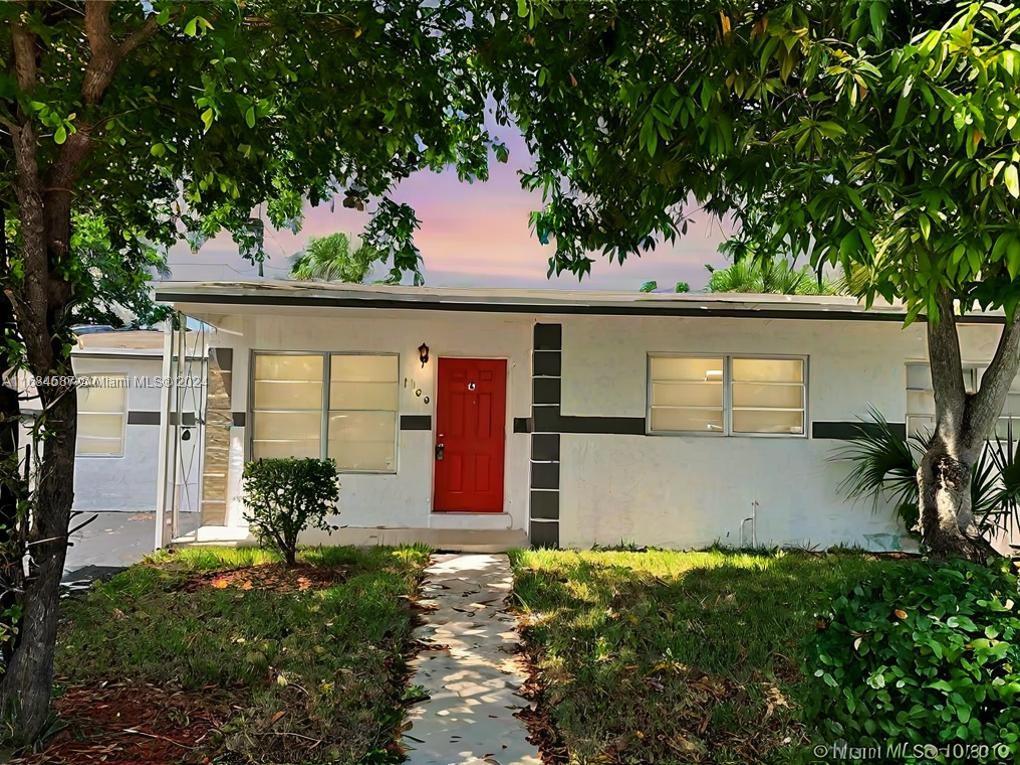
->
805;560;1020;757
241;458;340;566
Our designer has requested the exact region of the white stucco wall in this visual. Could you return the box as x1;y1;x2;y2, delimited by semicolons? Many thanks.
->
183;303;1010;552
556;316;1006;550
206;308;534;532
71;354;163;512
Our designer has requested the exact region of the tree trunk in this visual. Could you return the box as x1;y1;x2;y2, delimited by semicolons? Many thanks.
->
0;388;76;744
0;205;24;669
917;439;994;562
918;291;1020;562
0;2;158;744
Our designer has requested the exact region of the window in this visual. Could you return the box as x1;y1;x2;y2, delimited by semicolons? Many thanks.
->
251;352;398;472
252;354;323;459
906;362;1020;439
328;355;398;471
77;374;127;456
648;355;806;436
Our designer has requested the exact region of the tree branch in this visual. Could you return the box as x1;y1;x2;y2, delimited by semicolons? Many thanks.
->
82;2;160;105
10;13;38;93
966;311;1020;449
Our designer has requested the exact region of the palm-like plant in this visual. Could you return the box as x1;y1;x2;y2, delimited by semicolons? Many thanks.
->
290;232;379;283
832;407;928;533
834;409;1020;542
705;258;840;295
972;421;1020;538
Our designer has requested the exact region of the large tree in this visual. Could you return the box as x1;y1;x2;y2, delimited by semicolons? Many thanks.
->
481;0;1020;561
0;0;497;742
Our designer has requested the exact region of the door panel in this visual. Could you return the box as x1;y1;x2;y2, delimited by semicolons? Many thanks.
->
434;358;507;512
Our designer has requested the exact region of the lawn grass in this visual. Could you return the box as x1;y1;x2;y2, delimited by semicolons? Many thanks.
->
52;544;430;764
510;547;907;764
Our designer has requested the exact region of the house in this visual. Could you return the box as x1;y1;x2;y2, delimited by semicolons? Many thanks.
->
152;281;1018;551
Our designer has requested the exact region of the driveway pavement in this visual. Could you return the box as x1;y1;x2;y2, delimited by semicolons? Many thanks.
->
61;511;200;583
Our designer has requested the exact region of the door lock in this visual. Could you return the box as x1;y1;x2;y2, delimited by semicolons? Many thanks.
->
435;443;445;461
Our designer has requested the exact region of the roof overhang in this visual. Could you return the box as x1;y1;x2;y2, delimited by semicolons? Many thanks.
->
153;280;1006;324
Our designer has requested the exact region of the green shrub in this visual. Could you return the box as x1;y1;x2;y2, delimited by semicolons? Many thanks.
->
805;560;1020;759
241;458;340;566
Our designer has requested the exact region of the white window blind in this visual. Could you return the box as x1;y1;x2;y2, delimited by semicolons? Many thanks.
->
648;356;724;433
77;375;127;456
251;352;399;471
252;354;324;459
648;355;806;436
731;358;806;435
328;355;398;472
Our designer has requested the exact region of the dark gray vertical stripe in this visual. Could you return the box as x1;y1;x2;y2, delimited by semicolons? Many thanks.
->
530;323;563;548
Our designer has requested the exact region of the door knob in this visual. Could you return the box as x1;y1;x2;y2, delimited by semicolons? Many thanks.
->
435;443;445;461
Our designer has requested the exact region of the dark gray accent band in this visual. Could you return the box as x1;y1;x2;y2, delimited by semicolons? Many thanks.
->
533;377;561;405
400;414;432;431
534;323;562;350
167;412;197;427
533;350;561;377
813;420;906;440
531;434;560;462
232;411;246;427
155;291;1006;325
127;410;160;425
530;519;560;547
533;406;645;436
531;462;560;490
530;491;560;520
513;417;532;434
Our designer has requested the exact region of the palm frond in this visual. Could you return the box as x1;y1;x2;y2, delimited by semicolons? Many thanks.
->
830;406;923;517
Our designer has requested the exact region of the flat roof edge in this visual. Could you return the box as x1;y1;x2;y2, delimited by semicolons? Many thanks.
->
153;290;1006;325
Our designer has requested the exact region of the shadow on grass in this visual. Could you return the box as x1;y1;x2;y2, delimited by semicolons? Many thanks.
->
41;545;431;765
510;549;907;764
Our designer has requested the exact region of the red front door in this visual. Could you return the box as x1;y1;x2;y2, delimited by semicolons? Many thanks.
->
434;358;507;512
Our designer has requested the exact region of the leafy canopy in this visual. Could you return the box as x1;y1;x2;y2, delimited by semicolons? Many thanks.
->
1;0;504;307
482;1;1020;320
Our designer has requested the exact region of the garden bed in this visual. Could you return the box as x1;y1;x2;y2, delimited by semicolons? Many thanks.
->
13;545;430;765
16;683;227;765
509;548;901;764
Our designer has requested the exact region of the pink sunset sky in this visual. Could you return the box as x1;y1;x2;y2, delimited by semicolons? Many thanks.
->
166;126;733;291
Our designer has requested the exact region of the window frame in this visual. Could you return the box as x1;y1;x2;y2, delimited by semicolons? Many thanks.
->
646;352;809;438
248;350;400;474
76;372;128;458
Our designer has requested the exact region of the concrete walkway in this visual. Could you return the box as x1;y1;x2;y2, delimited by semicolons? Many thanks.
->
403;554;541;765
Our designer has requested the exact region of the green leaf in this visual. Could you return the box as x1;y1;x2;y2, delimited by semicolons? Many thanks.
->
245;107;256;129
201;108;214;132
1007;238;1020;280
184;16;198;37
1005;165;1019;198
54;125;66;145
869;1;887;43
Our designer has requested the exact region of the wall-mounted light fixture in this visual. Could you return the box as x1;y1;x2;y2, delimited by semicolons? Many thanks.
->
418;342;430;368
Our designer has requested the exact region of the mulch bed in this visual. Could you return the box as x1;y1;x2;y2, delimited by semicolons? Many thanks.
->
180;562;348;593
13;683;229;765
